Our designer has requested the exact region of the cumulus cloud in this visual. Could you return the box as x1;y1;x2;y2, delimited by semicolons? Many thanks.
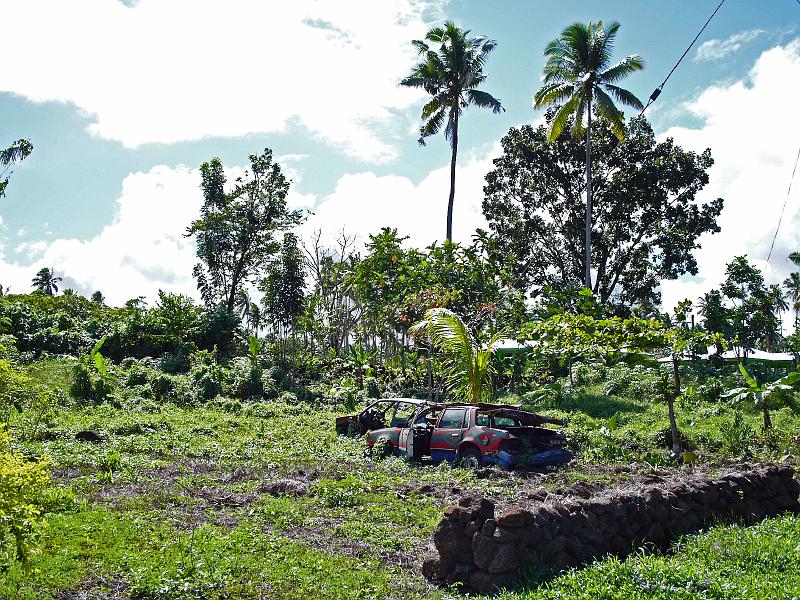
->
0;0;442;162
660;39;800;316
0;166;202;304
0;143;499;304
301;146;498;250
695;29;765;62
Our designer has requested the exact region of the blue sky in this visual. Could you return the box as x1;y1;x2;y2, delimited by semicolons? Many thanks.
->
2;0;800;313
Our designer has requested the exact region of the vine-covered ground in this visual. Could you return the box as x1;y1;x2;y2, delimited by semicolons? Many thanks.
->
2;359;799;599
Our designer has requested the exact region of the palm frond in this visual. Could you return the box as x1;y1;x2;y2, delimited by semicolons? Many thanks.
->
411;39;430;55
602;83;644;110
0;139;33;166
466;89;503;113
533;82;576;109
547;94;582;141
594;87;625;139
600;55;645;83
560;22;591;67
409;308;498;403
418;106;447;145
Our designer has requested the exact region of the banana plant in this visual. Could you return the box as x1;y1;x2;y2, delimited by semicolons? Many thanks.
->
91;336;108;377
409;307;504;404
248;335;262;365
723;364;800;431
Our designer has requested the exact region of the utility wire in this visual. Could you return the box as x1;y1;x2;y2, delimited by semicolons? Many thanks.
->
640;0;726;115
766;144;800;264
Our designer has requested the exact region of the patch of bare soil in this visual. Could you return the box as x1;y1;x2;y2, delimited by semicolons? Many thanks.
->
54;574;129;600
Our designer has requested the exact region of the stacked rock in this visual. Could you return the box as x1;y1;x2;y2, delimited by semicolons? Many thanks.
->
423;464;799;593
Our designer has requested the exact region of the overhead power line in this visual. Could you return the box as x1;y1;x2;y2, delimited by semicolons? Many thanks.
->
640;0;726;115
766;144;800;264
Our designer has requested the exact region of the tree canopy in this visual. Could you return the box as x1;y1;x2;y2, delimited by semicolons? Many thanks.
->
482;114;723;311
188;148;302;314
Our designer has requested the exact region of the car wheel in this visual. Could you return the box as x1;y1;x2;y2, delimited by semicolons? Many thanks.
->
458;446;481;469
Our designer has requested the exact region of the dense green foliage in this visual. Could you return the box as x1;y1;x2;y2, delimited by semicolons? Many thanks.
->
0;353;797;598
482;115;723;311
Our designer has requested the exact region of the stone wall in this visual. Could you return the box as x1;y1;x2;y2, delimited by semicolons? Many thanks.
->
423;464;799;593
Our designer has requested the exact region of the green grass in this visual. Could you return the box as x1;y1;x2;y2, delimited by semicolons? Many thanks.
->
3;357;799;599
0;507;439;600
496;514;800;599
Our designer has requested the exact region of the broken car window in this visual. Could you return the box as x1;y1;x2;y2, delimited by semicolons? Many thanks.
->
438;408;467;429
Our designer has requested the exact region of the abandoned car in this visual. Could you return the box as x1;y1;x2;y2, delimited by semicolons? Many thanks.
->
337;400;572;468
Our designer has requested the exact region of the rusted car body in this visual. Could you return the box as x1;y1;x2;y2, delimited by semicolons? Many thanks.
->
335;398;428;437
338;400;572;468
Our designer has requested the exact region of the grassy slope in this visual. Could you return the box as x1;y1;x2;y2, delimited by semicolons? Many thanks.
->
2;359;799;599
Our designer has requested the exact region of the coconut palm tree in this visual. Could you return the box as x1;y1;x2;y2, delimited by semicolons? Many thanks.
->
409;307;503;403
31;267;62;295
401;22;503;242
533;21;644;289
784;271;800;330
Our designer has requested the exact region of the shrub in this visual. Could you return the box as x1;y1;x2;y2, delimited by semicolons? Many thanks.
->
69;361;114;403
207;396;242;413
261;375;279;400
0;424;51;569
721;411;755;459
277;391;298;405
573;363;604;386
222;357;263;400
242;402;278;419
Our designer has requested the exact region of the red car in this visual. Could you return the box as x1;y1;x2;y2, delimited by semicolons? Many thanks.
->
342;401;572;469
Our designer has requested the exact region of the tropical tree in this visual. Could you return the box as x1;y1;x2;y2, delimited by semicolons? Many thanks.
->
188;148;302;314
260;232;306;341
720;256;783;356
0;139;33;199
409;307;503;403
784;266;800;331
723;364;800;431
532;21;644;289
31;268;61;295
482;116;721;309
401;22;503;242
90;291;105;305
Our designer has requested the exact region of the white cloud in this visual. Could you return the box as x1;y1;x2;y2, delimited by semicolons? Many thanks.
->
301;145;498;250
0;141;499;304
659;39;800;319
0;166;202;303
0;0;442;162
695;29;765;62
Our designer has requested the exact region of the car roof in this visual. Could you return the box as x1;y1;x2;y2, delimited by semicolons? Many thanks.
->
374;397;429;405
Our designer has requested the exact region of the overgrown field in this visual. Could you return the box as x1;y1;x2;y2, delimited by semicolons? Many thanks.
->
2;358;800;599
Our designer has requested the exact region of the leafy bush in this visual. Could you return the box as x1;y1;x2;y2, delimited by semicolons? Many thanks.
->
0;424;51;569
573;363;605;386
69;360;114;403
313;476;370;508
720;411;755;459
222;357;263;400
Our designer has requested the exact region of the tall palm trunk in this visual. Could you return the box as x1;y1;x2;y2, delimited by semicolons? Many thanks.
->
584;97;592;289
446;108;459;243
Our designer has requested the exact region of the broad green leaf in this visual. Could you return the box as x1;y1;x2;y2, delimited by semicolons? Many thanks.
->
91;335;107;357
